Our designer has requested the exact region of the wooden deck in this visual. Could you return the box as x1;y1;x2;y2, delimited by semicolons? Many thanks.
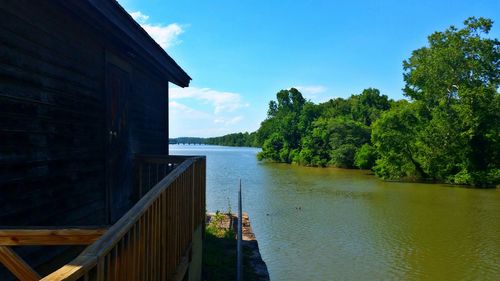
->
0;155;206;281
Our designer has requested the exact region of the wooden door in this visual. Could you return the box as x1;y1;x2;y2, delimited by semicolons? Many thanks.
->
105;57;132;223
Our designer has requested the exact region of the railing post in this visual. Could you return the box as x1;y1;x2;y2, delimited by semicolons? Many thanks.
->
237;179;243;281
36;155;205;281
202;158;206;239
192;160;196;233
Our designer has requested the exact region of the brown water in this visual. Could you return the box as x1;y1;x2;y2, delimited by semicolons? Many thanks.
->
171;145;500;281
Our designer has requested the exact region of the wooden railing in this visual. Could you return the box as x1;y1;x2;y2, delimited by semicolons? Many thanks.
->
0;227;107;281
134;155;189;199
0;155;206;281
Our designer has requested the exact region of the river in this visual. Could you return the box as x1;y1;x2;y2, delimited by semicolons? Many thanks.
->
170;145;500;281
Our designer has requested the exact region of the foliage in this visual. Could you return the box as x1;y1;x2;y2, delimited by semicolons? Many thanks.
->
257;132;286;161
256;88;387;168
254;17;499;186
203;212;262;281
328;118;371;167
298;118;332;166
206;211;235;239
372;17;500;185
169;137;205;144
205;132;258;147
199;17;499;187
170;133;258;147
354;144;378;169
371;102;425;179
350;88;391;126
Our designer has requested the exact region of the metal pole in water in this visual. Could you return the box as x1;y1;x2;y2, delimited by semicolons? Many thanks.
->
237;179;243;281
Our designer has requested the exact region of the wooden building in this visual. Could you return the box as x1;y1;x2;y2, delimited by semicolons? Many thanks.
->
0;0;205;280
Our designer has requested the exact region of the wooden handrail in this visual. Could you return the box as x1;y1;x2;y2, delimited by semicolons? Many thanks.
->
134;154;191;165
39;155;206;281
38;254;97;281
0;227;107;280
0;228;108;246
84;158;194;257
0;156;205;281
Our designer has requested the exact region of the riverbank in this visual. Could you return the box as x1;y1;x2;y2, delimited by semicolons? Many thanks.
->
233;213;270;280
259;159;500;188
204;212;269;281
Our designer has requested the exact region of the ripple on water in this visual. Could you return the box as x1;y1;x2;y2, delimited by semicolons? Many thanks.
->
170;145;500;281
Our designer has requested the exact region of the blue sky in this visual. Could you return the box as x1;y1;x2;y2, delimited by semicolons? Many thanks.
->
117;0;499;138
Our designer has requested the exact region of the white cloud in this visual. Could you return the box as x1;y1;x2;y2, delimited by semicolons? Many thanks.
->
170;87;249;114
214;116;243;126
169;101;210;119
129;11;149;24
295;85;327;95
169;87;250;137
293;85;333;103
129;11;184;49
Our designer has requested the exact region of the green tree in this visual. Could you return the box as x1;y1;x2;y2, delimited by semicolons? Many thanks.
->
372;103;426;180
354;144;378;169
298;118;331;166
328;118;371;168
318;97;351;119
350;88;391;126
258;88;388;169
257;132;286;161
400;16;500;185
257;88;307;162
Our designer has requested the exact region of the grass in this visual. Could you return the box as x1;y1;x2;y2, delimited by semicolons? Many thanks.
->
203;212;237;281
203;211;263;281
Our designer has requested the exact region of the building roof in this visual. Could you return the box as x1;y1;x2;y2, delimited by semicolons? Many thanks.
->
58;0;191;87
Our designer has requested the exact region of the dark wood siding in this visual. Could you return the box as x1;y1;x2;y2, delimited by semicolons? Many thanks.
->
0;0;107;226
130;67;169;155
0;0;174;278
104;60;170;222
0;1;106;277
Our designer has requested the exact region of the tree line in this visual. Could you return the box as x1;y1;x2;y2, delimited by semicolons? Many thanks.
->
204;132;258;147
169;133;257;146
213;17;500;186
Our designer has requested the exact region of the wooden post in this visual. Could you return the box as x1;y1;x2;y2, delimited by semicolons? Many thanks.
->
0;246;41;281
192;161;195;232
237;179;243;281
